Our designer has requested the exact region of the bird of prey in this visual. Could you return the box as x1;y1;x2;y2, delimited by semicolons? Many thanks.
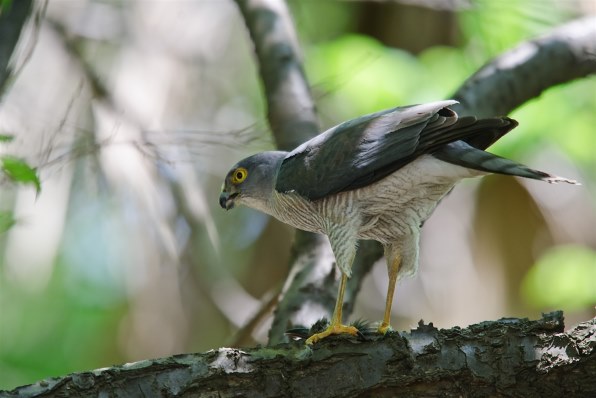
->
219;100;577;345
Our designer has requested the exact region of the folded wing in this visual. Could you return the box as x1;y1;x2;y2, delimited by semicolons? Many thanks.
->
275;100;519;200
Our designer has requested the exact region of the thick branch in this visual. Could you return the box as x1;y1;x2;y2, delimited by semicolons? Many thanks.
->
234;0;318;151
452;16;596;117
5;313;595;397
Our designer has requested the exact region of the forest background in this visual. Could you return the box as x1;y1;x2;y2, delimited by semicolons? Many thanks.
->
0;0;595;390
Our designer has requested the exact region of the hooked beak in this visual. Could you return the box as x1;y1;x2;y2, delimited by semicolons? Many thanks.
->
219;191;238;210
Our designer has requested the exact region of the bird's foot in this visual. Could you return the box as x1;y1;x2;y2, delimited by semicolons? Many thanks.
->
306;323;360;345
377;321;393;335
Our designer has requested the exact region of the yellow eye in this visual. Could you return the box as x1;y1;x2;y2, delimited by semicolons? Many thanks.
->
231;167;248;184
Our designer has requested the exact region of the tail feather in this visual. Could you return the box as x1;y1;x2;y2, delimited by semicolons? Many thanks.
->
433;141;579;185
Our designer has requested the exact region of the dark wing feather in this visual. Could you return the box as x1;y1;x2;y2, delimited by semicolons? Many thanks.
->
275;100;517;200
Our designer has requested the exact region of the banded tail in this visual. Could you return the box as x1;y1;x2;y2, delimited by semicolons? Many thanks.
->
433;141;579;185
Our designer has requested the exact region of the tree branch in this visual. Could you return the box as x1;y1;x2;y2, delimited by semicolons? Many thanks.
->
5;312;595;397
452;16;596;117
234;0;318;151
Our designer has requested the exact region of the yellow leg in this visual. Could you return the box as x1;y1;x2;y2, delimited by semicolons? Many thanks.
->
378;255;401;334
305;273;359;345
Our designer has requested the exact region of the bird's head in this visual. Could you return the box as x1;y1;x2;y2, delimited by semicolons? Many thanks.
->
219;151;287;211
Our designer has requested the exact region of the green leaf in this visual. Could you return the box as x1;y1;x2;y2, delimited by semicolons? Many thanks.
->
1;155;41;193
0;211;16;233
0;134;14;143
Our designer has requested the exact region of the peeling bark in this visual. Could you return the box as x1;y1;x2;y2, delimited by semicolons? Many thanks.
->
5;313;595;397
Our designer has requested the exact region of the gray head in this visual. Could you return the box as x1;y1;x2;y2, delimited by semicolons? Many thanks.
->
219;151;287;211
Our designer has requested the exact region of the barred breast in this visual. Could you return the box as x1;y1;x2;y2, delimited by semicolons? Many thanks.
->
269;190;326;234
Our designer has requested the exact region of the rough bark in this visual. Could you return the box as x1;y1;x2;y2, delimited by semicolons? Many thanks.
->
4;312;595;397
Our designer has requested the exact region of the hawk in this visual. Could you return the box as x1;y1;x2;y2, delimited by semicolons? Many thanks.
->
219;100;577;344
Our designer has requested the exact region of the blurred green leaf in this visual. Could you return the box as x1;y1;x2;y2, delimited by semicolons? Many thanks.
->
459;0;572;60
0;262;127;390
0;0;13;13
522;245;596;310
306;34;452;125
491;79;596;177
1;155;40;193
0;210;16;233
290;1;356;44
0;134;14;143
418;46;473;97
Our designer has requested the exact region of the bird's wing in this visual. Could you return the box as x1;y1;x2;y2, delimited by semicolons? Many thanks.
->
275;100;516;200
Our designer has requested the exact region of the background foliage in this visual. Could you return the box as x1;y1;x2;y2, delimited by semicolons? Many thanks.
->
0;0;594;390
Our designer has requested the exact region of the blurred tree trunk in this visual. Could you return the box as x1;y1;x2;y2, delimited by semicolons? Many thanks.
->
0;0;34;93
4;313;596;397
357;1;459;54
